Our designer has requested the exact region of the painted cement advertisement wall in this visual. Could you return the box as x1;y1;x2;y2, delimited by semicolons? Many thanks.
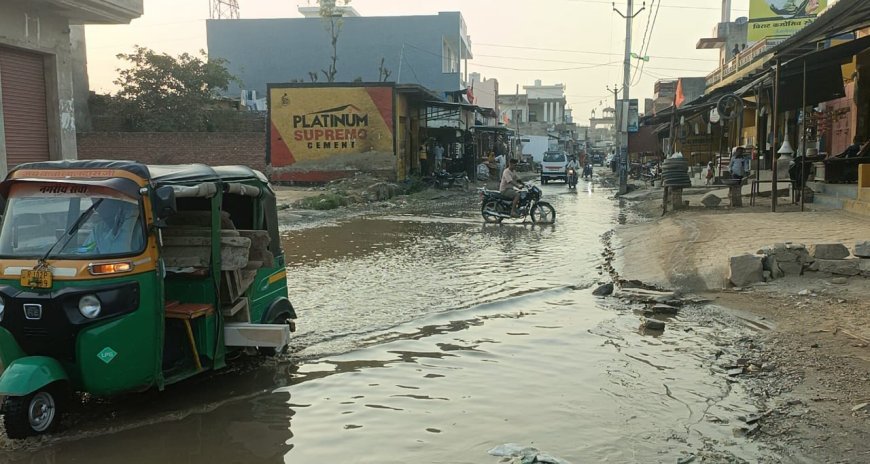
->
268;83;395;182
748;0;827;42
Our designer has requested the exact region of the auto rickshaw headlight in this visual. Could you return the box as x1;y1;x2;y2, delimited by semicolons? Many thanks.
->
78;295;101;319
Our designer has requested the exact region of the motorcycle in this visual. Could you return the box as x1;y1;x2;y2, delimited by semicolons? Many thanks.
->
426;170;469;190
478;184;556;224
566;168;578;189
582;163;593;181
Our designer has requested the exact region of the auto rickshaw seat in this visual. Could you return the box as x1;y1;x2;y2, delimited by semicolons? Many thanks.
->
164;301;215;371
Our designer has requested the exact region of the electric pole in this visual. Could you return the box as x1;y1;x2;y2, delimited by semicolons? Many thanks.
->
613;1;645;194
607;84;622;166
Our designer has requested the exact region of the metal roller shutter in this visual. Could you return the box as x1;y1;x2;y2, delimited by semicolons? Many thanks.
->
0;47;51;168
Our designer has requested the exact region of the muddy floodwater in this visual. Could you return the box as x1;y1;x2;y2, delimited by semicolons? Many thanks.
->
0;181;780;463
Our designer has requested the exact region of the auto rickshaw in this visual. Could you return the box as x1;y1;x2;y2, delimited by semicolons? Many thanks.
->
0;160;296;438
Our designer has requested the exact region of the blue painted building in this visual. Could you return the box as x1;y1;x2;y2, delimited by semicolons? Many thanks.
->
206;11;472;99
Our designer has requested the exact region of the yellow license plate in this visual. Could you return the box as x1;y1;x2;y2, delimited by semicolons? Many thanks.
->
21;269;53;289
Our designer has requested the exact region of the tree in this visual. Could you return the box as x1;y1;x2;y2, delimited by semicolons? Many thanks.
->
317;0;351;82
112;46;236;131
378;57;392;82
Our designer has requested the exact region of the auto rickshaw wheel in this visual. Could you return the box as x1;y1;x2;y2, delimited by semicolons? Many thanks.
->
3;388;61;439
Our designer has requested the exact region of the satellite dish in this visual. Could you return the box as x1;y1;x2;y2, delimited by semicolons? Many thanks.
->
716;94;743;120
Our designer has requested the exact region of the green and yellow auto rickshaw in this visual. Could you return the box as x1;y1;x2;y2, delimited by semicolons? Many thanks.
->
0;160;296;438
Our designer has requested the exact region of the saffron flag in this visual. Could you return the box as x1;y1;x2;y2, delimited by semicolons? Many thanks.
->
675;79;685;108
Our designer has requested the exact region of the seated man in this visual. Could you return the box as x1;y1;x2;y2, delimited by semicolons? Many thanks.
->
77;198;145;255
499;158;525;217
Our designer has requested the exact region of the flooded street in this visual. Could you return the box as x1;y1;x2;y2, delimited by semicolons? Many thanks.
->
0;180;778;463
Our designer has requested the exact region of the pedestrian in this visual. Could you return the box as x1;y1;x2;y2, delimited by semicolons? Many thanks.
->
419;139;429;175
728;146;750;182
495;152;506;176
705;161;715;185
433;141;445;172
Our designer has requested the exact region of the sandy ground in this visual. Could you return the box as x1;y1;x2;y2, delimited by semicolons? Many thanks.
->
613;175;870;463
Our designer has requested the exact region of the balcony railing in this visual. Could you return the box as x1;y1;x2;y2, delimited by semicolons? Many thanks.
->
705;38;786;87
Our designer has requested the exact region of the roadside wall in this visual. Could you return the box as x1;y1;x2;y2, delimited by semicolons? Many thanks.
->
76;132;266;171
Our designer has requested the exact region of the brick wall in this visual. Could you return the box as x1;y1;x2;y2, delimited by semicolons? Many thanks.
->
76;132;266;172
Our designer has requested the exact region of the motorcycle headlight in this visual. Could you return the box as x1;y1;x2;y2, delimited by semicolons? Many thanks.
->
0;296;5;322
78;295;102;319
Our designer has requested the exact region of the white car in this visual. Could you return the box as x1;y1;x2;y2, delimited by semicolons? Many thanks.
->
540;151;568;184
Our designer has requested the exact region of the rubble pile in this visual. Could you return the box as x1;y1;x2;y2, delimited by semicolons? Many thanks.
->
728;241;870;287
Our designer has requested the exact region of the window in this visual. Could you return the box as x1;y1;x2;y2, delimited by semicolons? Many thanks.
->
442;38;459;73
0;183;145;259
543;152;566;163
528;111;537;122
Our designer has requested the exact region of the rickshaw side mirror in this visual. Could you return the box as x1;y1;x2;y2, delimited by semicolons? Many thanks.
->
153;186;177;222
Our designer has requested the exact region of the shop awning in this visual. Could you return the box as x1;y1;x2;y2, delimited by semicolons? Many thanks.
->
470;125;515;133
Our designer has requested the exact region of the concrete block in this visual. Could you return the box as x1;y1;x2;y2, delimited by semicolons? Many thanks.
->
729;254;764;287
778;261;803;276
855;241;870;258
701;193;722;207
810;243;851;260
762;255;785;279
816;258;861;276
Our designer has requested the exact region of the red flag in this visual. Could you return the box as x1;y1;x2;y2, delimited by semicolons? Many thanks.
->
675;79;685;108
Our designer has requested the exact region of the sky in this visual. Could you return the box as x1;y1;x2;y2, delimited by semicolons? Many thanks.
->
84;0;751;124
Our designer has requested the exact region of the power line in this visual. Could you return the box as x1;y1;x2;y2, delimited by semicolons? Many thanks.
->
632;0;662;86
475;43;716;62
631;0;655;85
565;0;747;12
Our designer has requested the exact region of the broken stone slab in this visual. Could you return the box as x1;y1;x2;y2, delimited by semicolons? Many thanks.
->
860;259;870;277
728;254;764;287
810;243;851;260
855;241;870;258
762;255;785;279
701;193;722;207
641;318;666;331
816;258;861;276
592;283;614;296
646;304;679;315
778;261;803;276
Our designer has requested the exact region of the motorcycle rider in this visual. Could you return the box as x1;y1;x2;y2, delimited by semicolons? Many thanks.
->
500;158;525;217
566;156;580;186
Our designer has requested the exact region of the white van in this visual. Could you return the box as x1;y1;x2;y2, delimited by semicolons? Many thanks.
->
540;151;568;184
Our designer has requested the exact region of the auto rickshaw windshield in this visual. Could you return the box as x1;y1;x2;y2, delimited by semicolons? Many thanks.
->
0;183;146;259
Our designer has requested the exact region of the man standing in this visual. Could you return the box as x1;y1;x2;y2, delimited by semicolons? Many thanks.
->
433;141;445;172
729;146;750;182
500;158;525;218
495;153;506;176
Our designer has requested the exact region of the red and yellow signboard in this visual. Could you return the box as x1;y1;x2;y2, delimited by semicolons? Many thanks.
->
268;84;395;169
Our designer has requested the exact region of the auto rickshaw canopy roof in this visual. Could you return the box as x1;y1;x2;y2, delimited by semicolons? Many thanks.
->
6;160;270;189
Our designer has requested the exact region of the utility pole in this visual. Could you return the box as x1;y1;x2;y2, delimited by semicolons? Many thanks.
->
613;1;645;194
607;84;622;166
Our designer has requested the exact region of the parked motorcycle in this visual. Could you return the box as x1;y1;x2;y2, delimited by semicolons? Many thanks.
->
426;170;469;190
582;163;593;181
566;168;578;189
478;184;556;224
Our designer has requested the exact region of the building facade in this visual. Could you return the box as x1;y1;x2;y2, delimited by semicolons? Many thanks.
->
524;80;567;124
0;0;143;176
207;11;473;99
